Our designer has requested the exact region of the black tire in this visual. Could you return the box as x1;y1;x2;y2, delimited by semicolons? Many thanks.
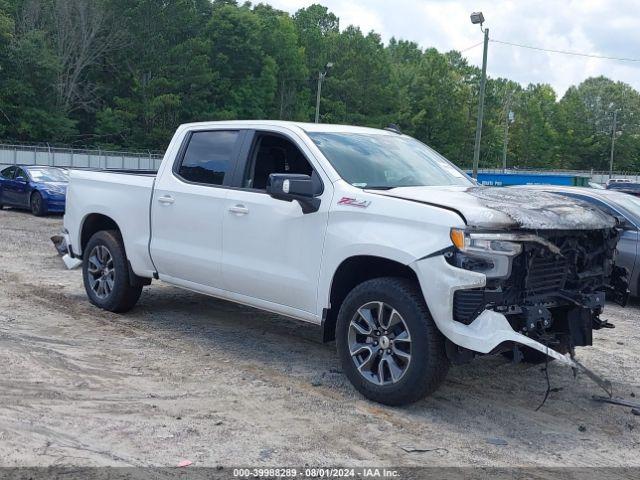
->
31;191;46;216
336;277;449;406
82;230;142;313
502;346;551;364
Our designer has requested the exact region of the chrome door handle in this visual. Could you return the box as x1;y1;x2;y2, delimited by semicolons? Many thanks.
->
228;204;249;215
158;195;175;205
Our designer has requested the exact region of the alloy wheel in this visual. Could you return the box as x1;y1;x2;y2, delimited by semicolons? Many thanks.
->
87;245;115;299
31;195;41;214
348;301;412;385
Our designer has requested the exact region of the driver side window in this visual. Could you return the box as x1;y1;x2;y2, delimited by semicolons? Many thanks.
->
14;168;27;181
243;133;313;190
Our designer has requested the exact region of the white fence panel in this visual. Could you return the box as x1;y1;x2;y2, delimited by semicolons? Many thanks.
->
0;143;163;172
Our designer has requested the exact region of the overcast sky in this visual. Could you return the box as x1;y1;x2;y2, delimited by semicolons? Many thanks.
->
265;0;640;98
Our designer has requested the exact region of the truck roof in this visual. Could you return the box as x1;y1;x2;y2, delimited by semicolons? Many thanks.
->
178;120;397;136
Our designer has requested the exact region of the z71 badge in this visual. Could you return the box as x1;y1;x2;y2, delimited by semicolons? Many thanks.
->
337;197;371;208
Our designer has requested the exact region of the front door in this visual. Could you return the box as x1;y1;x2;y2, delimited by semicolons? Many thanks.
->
221;131;331;315
150;129;246;288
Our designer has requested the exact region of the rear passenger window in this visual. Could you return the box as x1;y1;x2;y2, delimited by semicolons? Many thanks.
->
177;131;240;185
1;167;15;179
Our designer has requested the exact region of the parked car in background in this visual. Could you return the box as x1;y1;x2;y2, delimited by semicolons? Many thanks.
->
0;165;69;216
523;185;640;296
606;178;632;187
606;181;640;197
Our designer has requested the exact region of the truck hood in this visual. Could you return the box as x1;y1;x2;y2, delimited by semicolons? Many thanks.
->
368;186;616;230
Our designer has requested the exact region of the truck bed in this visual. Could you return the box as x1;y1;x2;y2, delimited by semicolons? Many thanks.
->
64;169;157;278
68;168;158;176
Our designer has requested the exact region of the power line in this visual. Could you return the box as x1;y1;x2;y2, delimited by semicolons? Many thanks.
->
459;40;484;53
490;38;640;62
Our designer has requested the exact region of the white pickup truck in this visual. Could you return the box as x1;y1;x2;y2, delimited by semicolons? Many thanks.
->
63;121;627;405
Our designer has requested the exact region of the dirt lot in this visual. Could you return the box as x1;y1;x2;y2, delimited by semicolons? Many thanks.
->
0;208;639;468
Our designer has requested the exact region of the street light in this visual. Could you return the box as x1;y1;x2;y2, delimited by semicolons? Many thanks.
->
470;11;489;179
315;62;334;124
470;11;485;25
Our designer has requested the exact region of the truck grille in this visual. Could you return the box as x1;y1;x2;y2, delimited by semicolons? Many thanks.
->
453;289;485;324
524;254;567;296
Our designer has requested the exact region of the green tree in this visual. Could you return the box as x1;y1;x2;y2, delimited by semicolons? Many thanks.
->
508;84;558;169
1;0;640;173
556;77;640;170
0;1;75;142
400;48;470;161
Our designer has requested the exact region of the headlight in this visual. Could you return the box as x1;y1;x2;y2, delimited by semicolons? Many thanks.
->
450;229;523;257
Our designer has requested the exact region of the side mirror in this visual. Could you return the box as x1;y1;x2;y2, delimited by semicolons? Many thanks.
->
618;217;637;231
15;176;26;183
267;174;321;214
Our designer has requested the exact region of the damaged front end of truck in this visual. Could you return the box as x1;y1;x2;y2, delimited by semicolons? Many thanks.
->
401;187;631;368
446;226;629;363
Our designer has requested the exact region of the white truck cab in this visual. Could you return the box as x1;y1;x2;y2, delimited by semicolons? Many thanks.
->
63;121;627;405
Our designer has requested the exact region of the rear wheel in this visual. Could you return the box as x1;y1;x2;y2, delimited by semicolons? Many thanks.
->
31;191;46;216
83;230;142;313
336;277;449;406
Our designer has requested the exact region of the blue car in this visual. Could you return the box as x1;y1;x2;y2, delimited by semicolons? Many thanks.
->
0;165;68;216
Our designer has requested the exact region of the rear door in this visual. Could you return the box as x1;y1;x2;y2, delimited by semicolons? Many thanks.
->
0;167;16;205
5;167;30;206
150;129;248;288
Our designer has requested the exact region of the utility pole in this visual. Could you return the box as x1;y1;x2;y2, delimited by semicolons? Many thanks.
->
314;72;323;124
470;12;489;179
502;110;514;172
609;110;618;179
315;62;334;124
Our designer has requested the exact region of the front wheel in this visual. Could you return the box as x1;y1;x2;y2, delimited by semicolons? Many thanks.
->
336;277;449;406
83;230;142;313
31;191;46;216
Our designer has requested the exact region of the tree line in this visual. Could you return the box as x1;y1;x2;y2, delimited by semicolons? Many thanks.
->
1;0;639;171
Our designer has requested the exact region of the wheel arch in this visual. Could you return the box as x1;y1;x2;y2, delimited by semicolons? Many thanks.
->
30;188;42;202
80;213;122;256
79;213;151;287
321;255;420;342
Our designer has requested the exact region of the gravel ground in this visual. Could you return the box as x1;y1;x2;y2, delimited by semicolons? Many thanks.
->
0;208;639;468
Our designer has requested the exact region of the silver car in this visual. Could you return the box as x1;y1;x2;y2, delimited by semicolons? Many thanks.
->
523;185;639;297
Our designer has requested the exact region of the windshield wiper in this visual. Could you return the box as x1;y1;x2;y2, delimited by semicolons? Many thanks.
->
363;186;396;190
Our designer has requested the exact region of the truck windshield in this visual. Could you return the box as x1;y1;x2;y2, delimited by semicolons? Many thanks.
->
308;132;473;189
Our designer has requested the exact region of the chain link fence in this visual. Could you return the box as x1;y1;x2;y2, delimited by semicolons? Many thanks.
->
0;143;164;171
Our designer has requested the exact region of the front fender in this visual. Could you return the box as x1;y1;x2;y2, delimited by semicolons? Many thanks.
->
317;203;463;318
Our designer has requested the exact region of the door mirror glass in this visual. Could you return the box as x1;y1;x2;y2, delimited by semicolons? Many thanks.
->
267;174;321;213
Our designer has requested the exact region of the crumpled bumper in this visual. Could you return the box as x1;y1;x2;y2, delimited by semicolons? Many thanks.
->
59;230;81;270
411;254;576;366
